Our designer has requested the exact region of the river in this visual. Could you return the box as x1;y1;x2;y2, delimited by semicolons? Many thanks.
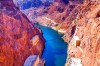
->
36;24;68;66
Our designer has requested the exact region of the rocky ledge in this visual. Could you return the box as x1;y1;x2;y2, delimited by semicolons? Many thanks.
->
0;0;45;66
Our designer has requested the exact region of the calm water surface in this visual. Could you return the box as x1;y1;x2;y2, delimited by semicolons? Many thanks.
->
36;24;68;66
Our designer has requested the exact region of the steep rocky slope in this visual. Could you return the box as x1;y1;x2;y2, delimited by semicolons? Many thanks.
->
14;0;100;66
65;2;100;66
0;0;44;66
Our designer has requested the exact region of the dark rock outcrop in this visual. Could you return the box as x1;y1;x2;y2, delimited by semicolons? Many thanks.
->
0;0;44;66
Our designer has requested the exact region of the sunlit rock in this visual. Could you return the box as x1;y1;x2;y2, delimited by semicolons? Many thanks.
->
66;1;100;66
73;36;81;47
31;35;41;46
69;58;82;66
24;55;45;66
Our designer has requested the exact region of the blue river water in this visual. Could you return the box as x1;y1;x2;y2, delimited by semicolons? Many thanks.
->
36;24;68;66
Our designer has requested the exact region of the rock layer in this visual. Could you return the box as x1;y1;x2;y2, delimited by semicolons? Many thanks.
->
0;0;44;66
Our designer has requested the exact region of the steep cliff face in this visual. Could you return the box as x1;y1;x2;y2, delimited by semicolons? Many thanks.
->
0;0;44;66
65;2;100;66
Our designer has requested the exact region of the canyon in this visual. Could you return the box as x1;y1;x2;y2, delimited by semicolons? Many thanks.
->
18;0;100;66
0;0;100;66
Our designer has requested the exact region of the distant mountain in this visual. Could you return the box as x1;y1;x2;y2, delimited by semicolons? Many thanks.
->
13;0;55;10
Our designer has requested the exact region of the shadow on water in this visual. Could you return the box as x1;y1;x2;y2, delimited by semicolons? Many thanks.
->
35;23;68;66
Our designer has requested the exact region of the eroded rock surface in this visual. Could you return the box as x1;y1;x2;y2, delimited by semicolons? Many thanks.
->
0;0;44;66
66;2;100;66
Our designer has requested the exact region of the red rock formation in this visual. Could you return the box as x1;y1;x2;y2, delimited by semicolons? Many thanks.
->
65;1;100;66
0;0;44;66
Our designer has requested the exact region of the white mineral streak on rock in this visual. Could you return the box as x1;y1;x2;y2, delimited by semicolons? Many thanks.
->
69;58;82;66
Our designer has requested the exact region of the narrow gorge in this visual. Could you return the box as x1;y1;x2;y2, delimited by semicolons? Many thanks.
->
0;0;100;66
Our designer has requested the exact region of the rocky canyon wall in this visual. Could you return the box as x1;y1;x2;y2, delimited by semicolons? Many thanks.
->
65;1;100;66
0;0;45;66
